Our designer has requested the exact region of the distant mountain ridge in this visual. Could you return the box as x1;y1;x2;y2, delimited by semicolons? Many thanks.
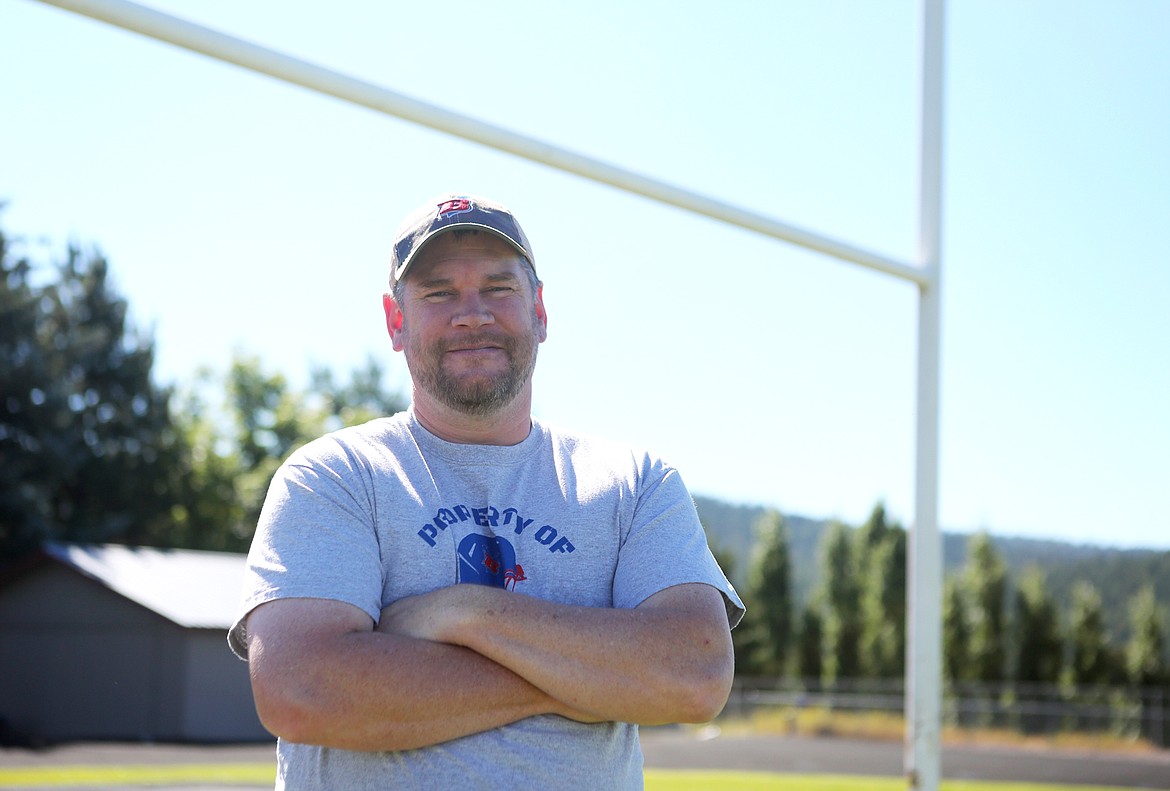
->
694;493;1170;645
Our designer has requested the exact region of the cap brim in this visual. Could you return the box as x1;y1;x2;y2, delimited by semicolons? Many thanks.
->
393;224;533;284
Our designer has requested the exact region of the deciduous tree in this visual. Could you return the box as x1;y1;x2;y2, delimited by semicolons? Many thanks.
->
1;226;184;557
172;353;407;550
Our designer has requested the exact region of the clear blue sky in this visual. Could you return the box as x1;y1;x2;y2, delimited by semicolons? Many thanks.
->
3;1;1167;550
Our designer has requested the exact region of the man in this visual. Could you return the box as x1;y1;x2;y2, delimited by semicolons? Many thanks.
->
229;193;744;790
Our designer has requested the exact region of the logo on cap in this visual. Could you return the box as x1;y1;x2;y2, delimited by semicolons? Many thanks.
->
437;198;475;219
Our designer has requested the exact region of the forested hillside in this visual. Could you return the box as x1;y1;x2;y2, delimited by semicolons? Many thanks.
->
695;493;1170;647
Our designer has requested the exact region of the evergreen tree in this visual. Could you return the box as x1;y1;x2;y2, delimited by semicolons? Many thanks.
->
1012;566;1062;685
820;520;861;682
1125;584;1166;688
727;602;770;676
854;502;892;554
746;509;793;675
855;504;906;678
710;536;767;676
1066;581;1115;687
942;575;970;684
963;532;1008;682
796;602;824;682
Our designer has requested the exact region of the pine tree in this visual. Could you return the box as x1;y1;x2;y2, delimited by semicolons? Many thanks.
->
963;532;1008;682
796;602;824;683
1012;566;1062;685
855;504;907;678
820;520;861;683
942;576;970;684
1125;585;1166;688
1066;581;1114;687
747;509;793;675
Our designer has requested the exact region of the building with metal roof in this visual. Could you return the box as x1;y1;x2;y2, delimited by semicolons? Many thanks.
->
0;543;271;745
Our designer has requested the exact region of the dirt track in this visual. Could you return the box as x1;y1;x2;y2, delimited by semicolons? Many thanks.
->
2;730;1169;789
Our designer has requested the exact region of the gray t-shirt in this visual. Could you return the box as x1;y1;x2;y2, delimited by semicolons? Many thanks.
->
230;410;743;791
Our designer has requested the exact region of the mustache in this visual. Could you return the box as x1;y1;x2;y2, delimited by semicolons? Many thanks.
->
438;333;514;353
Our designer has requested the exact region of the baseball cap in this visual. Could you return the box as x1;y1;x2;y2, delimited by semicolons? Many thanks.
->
389;194;536;287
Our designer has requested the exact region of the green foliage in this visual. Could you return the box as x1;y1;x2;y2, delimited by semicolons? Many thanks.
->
819;521;861;683
0;219;407;558
310;360;406;429
738;510;793;675
962;532;1009;683
795;603;824;680
700;497;1165;701
1011;566;1062;685
855;504;906;678
1;227;185;557
786;505;910;683
995;541;1170;647
942;576;970;684
171;352;407;550
1125;584;1167;687
1065;581;1118;686
711;536;768;676
698;497;1170;656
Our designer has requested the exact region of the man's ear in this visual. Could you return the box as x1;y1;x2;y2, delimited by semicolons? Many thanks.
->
534;284;548;343
383;293;406;351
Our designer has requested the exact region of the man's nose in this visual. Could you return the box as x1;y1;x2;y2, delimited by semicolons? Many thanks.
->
452;293;495;328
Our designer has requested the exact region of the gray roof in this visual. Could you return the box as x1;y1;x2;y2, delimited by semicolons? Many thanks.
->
44;542;246;630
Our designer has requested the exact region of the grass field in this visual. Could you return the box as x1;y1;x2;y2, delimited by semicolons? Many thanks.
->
0;764;1138;790
646;773;1134;791
1;709;1156;791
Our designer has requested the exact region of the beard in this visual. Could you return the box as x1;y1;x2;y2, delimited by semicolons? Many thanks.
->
405;322;540;417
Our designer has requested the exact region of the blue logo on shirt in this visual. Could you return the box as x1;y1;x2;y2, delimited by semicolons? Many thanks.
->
457;534;527;590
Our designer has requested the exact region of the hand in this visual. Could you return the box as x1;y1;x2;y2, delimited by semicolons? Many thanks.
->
377;584;503;642
377;586;608;725
376;586;458;642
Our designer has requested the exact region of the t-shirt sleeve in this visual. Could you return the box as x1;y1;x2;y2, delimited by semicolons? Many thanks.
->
611;459;745;629
227;439;385;659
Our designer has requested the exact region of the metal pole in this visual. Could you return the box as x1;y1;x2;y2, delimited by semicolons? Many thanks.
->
30;0;928;287
906;0;945;789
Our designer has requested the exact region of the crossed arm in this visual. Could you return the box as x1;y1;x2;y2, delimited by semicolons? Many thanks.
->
245;582;734;752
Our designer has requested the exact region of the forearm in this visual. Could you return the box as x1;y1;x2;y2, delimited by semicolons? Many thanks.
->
401;584;734;725
464;593;729;724
246;600;576;751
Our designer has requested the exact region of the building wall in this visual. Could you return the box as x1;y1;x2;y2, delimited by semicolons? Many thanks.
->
181;630;270;741
0;563;269;743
